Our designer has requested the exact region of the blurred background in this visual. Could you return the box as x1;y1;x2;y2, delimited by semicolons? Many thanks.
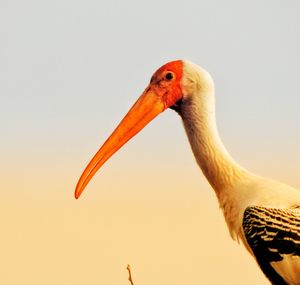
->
1;0;300;284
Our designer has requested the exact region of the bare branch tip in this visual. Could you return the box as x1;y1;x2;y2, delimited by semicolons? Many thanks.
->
126;264;134;285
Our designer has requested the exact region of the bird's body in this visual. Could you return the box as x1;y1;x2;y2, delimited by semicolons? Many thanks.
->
75;60;300;284
176;62;300;284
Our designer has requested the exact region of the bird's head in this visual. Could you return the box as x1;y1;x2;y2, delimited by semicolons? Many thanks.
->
75;60;211;198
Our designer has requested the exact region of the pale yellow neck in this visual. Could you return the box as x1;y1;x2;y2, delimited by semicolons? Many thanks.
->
180;89;249;196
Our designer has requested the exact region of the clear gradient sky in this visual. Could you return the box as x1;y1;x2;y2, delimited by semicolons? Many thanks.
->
1;0;300;284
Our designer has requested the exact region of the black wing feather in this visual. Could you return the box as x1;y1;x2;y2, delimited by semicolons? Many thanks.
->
243;206;300;285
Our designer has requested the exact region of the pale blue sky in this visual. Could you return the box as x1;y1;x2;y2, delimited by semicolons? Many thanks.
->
1;0;300;175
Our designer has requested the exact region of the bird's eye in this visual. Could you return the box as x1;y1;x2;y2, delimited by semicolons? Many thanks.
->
165;72;174;81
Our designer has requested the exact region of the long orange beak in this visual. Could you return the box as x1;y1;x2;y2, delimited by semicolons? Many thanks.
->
74;86;167;199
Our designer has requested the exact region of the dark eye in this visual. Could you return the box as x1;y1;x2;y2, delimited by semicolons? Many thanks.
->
165;72;174;81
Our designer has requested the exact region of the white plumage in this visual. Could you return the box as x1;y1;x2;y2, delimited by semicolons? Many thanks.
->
180;61;300;284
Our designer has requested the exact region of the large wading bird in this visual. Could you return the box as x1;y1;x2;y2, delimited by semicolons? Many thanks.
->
75;60;300;285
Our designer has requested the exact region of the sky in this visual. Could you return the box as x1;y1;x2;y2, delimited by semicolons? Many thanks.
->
1;0;300;284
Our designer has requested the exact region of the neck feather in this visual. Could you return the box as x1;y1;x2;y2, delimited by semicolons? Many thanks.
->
180;86;249;196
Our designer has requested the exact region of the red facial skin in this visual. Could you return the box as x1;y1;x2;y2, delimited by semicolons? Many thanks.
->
150;60;183;108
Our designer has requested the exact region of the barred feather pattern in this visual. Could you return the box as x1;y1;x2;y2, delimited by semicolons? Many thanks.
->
243;206;300;284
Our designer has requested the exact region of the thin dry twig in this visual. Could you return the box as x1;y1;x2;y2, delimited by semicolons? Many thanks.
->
127;264;134;285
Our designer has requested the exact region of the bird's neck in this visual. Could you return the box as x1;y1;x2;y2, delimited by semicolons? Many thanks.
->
180;88;250;197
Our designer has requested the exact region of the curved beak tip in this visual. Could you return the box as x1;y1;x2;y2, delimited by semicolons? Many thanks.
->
74;187;83;199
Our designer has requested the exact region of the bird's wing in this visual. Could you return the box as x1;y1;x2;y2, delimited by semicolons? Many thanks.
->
243;206;300;285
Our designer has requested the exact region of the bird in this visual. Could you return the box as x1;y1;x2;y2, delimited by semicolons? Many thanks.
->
75;60;300;284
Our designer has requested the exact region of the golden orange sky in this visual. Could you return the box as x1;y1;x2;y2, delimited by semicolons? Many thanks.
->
4;145;297;284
